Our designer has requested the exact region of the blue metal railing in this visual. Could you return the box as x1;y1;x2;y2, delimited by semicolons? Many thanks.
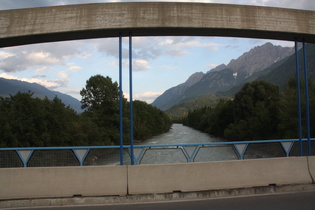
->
0;138;314;168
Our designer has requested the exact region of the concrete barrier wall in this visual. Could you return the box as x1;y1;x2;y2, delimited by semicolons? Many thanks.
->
128;157;313;194
1;157;313;200
307;156;315;182
0;166;127;200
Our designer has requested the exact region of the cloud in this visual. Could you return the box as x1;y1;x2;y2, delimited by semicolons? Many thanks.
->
32;75;47;78
135;91;163;103
0;51;61;72
158;37;222;57
28;52;61;65
0;41;89;72
0;73;61;88
57;71;69;79
68;66;82;72
239;0;315;10
0;0;112;10
97;36;222;62
111;59;151;71
0;51;14;59
36;66;53;73
124;91;163;103
1;0;314;11
133;60;151;71
162;38;221;51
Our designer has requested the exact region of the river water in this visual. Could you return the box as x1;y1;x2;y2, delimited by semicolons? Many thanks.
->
133;123;239;164
141;123;223;145
97;123;286;165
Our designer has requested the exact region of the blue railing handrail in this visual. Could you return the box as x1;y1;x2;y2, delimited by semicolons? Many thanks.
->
1;138;314;167
1;138;313;151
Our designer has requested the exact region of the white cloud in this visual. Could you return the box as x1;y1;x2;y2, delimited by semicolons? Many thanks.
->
157;37;222;57
36;66;53;73
68;66;82;72
135;91;163;103
32;75;47;79
98;36;222;62
123;91;163;103
0;40;90;72
27;52;59;63
0;51;14;59
133;59;151;71
167;39;221;51
57;71;69;79
0;73;17;80
110;59;151;71
0;73;60;88
1;0;314;12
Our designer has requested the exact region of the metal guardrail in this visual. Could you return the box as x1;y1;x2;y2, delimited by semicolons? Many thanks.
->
0;138;314;168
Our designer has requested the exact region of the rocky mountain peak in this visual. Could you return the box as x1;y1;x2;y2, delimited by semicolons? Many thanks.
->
184;72;204;87
207;64;227;73
152;42;295;111
227;42;294;76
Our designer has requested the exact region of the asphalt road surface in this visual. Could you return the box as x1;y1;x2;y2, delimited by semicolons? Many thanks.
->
11;191;315;210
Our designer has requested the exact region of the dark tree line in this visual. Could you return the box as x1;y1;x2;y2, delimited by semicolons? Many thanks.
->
183;79;315;141
0;75;171;147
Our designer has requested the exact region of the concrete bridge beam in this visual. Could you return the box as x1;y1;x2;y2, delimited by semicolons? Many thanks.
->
0;2;315;48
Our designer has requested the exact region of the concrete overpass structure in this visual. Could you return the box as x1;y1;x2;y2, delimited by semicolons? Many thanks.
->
0;2;315;47
1;2;315;207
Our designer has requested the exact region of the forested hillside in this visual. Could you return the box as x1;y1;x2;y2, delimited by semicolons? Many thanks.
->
0;75;171;147
183;79;315;140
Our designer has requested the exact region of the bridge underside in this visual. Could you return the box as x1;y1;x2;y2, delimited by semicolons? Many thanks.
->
0;2;315;47
2;28;314;48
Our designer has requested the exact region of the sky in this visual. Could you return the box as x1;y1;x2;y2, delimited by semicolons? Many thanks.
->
0;0;314;103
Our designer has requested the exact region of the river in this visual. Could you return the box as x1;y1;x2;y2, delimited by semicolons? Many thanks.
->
133;123;239;164
140;123;223;145
97;123;286;165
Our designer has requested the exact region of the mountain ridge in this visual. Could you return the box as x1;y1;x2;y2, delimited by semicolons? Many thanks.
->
0;78;82;113
152;42;294;110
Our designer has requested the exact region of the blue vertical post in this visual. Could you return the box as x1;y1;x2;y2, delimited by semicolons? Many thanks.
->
295;40;303;156
119;33;124;165
303;40;311;156
129;32;135;165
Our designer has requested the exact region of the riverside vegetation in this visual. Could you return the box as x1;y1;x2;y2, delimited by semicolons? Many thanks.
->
183;79;315;141
0;75;171;147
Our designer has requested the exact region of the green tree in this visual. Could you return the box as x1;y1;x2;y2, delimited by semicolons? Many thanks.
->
224;81;281;140
133;100;171;141
80;75;119;112
80;75;121;145
278;77;315;139
0;92;97;147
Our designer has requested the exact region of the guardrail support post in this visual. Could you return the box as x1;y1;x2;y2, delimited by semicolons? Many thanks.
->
129;32;135;165
119;32;124;165
295;40;303;156
302;40;311;156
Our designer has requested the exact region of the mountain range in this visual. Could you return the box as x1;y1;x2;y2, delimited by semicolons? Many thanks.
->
1;42;314;116
152;42;315;111
0;78;82;113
